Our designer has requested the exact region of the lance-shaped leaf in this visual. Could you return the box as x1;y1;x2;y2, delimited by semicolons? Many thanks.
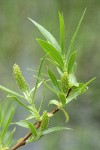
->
59;12;65;54
58;92;66;105
67;51;77;74
43;126;72;135
66;8;87;59
6;128;16;147
28;17;61;52
0;103;2;126
49;100;60;107
7;95;33;112
37;39;64;68
48;69;61;92
32;55;46;100
0;109;14;139
14;121;37;137
0;85;25;99
60;108;69;122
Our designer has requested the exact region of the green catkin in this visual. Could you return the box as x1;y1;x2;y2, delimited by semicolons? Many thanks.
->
61;71;69;93
40;111;49;131
13;64;29;92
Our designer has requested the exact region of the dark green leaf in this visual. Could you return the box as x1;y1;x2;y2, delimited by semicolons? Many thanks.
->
28;18;61;51
48;69;61;92
68;51;77;74
37;39;64;68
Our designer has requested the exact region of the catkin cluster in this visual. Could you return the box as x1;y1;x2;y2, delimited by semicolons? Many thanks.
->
13;64;29;92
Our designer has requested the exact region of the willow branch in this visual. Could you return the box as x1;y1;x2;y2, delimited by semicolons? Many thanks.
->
10;107;59;150
11;89;71;150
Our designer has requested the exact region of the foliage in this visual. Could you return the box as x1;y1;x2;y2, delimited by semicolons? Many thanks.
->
0;102;15;150
0;9;95;149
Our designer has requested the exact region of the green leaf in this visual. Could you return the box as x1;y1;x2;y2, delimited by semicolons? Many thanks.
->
28;17;61;52
0;103;2;126
30;81;42;95
66;8;87;59
6;128;16;147
32;55;46;101
25;115;36;120
7;95;33;112
37;39;64;68
0;108;14;139
66;83;87;104
60;108;69;122
69;74;79;87
59;12;65;54
14;121;37;137
46;58;63;72
0;85;25;99
67;51;77;74
84;77;96;86
58;92;66;105
43;126;72;135
23;121;37;137
48;69;61;92
49;100;60;107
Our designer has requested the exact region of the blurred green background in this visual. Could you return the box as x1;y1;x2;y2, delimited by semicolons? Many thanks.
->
0;0;100;150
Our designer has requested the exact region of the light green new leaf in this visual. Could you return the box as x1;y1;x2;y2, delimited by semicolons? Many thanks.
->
37;39;64;68
59;12;65;54
0;108;14;139
0;103;2;126
60;108;69;122
6;128;16;147
32;55;46;100
48;69;61;92
68;51;77;74
28;17;61;52
58;92;66;105
14;121;37;137
69;74;79;87
7;95;33;112
66;8;87;59
66;78;96;104
66;83;86;104
84;77;96;87
25;114;37;120
43;126;72;135
0;85;25;99
49;100;60;107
